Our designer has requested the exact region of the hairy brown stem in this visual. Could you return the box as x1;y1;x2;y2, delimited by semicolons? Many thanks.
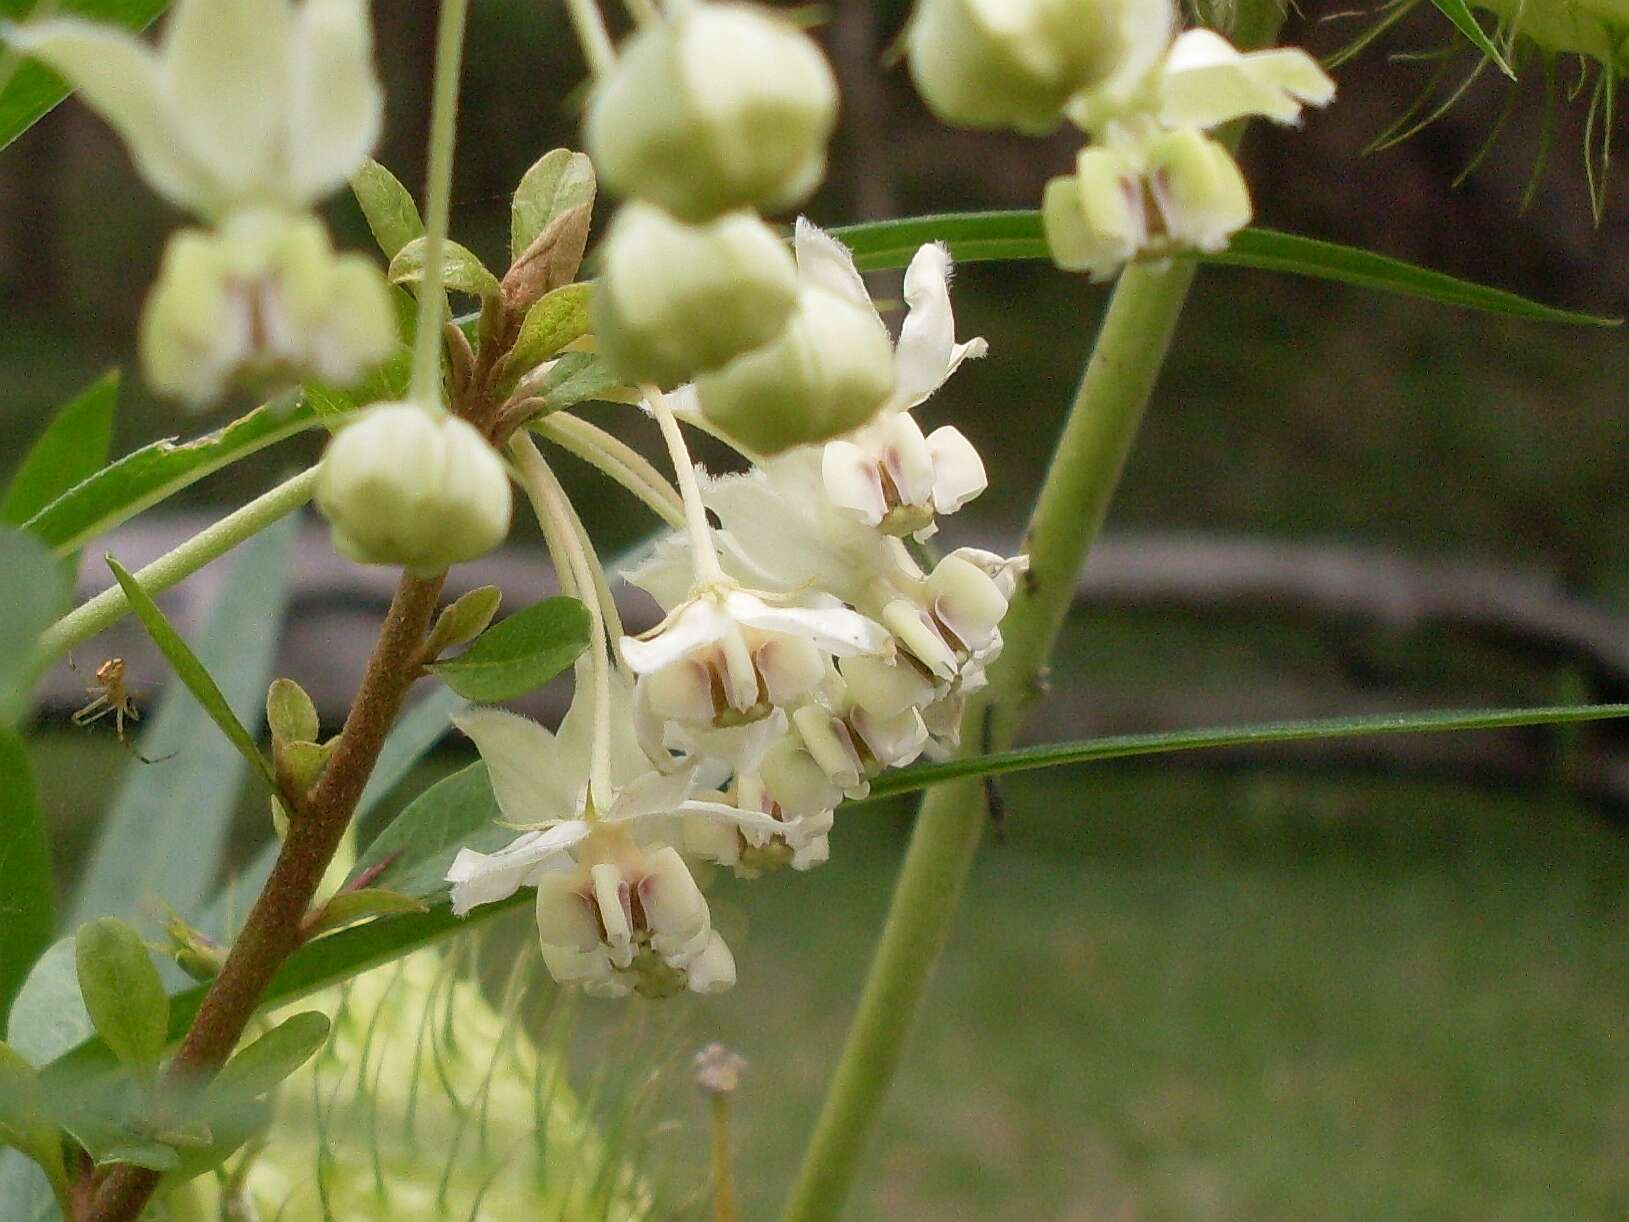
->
84;572;446;1222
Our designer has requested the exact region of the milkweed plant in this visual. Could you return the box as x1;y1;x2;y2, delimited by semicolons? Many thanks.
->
0;0;1624;1217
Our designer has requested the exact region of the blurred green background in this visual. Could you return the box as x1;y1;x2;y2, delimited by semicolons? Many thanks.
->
9;0;1629;1217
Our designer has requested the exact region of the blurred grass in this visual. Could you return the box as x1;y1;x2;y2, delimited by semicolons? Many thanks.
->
28;732;1629;1219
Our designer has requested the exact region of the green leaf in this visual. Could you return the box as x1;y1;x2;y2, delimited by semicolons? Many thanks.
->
512;148;596;262
423;586;503;660
87;1138;178;1172
6;939;90;1066
389;237;502;301
1427;0;1516;79
0;1040;40;1138
107;555;281;795
1;371;118;529
520;350;635;416
22;394;323;556
347;763;503;901
0;733;52;1034
427;596;591;702
0;528;67;725
350;159;424;260
829;213;1620;327
0;0;170;153
74;918;167;1073
72;519;294;930
499;282;594;387
869;703;1629;797
213;1011;329;1101
265;678;319;746
305;889;428;939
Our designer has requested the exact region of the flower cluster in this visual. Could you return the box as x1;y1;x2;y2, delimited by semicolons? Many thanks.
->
450;225;1019;997
905;0;1334;279
13;0;397;405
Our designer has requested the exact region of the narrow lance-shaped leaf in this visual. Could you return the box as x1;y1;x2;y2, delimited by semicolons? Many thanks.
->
869;703;1629;797
23;393;325;556
0;528;67;725
1427;0;1517;79
428;596;592;702
0;733;52;1033
1;371;119;529
73;918;167;1074
106;555;282;795
213;1011;330;1101
830;213;1620;327
346;762;499;900
72;519;295;930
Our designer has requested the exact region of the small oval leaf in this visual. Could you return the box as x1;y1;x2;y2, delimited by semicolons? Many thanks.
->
389;237;502;301
73;920;167;1074
499;283;594;388
214;1012;331;1101
428;597;592;702
424;586;504;660
350;159;425;260
265;678;319;746
512;149;596;260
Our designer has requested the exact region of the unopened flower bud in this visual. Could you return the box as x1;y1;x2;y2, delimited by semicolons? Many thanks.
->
906;0;1174;133
595;203;797;387
585;2;838;221
141;209;395;406
697;285;896;453
316;403;513;577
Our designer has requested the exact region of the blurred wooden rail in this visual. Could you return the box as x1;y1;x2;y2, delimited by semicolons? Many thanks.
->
34;516;1629;810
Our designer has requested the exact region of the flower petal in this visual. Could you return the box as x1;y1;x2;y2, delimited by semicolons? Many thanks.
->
286;0;382;204
164;0;291;201
620;597;734;675
925;424;988;514
891;242;986;407
1157;29;1334;130
793;217;871;309
9;20;214;210
724;588;891;655
446;823;588;916
820;437;888;524
453;707;581;824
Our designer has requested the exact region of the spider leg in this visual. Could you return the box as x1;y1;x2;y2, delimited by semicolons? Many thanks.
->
72;697;111;726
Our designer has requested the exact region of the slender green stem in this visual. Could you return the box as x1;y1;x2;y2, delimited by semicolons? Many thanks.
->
532;413;686;530
565;0;617;78
411;0;473;410
644;383;727;585
784;11;1287;1215
33;468;318;664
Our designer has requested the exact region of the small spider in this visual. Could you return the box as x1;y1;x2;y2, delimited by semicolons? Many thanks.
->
71;658;172;764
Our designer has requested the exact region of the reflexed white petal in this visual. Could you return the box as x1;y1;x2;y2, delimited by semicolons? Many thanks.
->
286;0;382;204
891;243;957;408
621;598;734;675
685;931;736;994
446;823;588;916
453;708;580;823
821;438;888;524
608;760;701;820
925;425;988;513
839;653;937;718
725;589;890;656
793;217;872;309
165;0;291;199
1157;30;1335;129
9;21;215;210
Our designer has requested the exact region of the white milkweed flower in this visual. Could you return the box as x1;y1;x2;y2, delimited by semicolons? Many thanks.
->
141;209;396;405
445;666;784;997
10;0;382;219
620;583;891;730
819;240;989;537
316;403;513;577
585;1;838;222
681;743;837;878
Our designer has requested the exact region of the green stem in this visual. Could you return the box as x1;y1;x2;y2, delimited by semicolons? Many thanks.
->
784;14;1286;1217
565;0;617;77
410;0;473;410
33;468;318;664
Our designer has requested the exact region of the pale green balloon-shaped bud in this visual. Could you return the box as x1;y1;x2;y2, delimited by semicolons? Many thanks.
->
696;284;895;454
585;2;838;221
594;203;798;387
906;0;1175;133
316;403;514;577
140;209;396;406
